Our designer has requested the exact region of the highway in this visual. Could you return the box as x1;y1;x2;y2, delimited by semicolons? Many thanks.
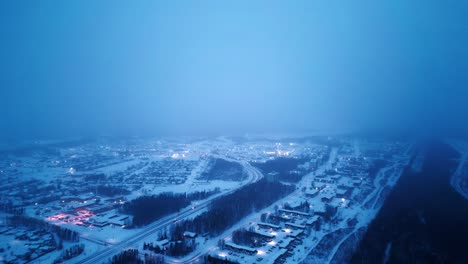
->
72;161;263;264
166;147;338;264
452;154;468;199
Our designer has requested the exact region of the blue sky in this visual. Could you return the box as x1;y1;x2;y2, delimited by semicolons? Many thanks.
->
1;0;467;139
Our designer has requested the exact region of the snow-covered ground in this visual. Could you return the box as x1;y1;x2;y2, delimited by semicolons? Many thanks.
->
0;136;412;263
201;140;412;264
448;140;468;200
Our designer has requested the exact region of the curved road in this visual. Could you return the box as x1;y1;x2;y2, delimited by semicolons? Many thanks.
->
167;147;338;264
72;161;263;264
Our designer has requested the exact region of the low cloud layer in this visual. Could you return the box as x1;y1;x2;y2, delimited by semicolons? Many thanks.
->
1;1;467;139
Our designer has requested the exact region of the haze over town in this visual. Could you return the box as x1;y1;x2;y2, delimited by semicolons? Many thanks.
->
1;0;468;140
1;1;468;264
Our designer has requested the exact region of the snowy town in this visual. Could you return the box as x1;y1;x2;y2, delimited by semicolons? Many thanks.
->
0;136;418;263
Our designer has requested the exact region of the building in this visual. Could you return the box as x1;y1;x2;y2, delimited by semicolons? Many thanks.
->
183;231;197;239
225;242;257;255
279;209;310;218
305;189;319;198
285;222;306;230
258;222;280;230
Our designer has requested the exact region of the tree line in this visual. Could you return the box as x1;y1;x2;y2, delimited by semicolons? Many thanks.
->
170;178;294;240
143;238;196;257
252;157;311;182
110;249;165;264
199;158;246;181
0;201;25;215
6;215;80;242
122;189;221;227
140;179;293;257
232;227;264;248
54;244;85;263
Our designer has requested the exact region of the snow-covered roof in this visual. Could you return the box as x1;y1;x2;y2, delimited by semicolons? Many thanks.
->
225;242;257;253
279;208;310;217
258;222;280;229
183;231;197;238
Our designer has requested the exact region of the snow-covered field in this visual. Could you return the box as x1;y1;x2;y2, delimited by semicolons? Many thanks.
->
0;136;412;263
204;140;412;264
448;140;468;200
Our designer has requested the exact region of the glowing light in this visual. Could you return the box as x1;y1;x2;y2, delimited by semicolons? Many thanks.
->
257;250;266;255
270;231;277;236
268;240;277;246
284;228;291;233
218;252;227;257
341;198;346;202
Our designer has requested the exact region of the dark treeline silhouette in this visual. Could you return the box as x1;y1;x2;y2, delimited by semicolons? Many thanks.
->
252;157;310;182
141;179;293;257
83;173;107;182
38;195;61;204
143;238;196;257
199;158;246;181
170;178;294;237
284;200;311;213
367;159;387;180
110;249;165;264
54;244;85;263
142;253;165;264
0;201;25;215
122;193;189;227
232;227;264;247
92;184;130;197
122;189;220;227
351;141;468;263
110;249;142;264
187;188;220;201
6;215;80;242
205;254;239;264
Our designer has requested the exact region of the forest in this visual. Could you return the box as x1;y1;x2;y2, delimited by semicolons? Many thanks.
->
252;157;310;182
110;249;165;264
199;158;247;181
232;227;265;248
156;178;294;256
140;179;293;256
122;189;220;226
6;215;80;242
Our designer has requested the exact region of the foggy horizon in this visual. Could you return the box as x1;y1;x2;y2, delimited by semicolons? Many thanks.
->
1;1;468;140
1;2;468;262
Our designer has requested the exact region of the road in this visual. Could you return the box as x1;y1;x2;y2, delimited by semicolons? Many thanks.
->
168;147;338;264
72;161;263;264
450;144;468;200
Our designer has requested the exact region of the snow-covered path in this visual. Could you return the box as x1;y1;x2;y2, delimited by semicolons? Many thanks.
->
71;160;263;264
449;141;468;200
170;147;338;264
301;147;412;264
